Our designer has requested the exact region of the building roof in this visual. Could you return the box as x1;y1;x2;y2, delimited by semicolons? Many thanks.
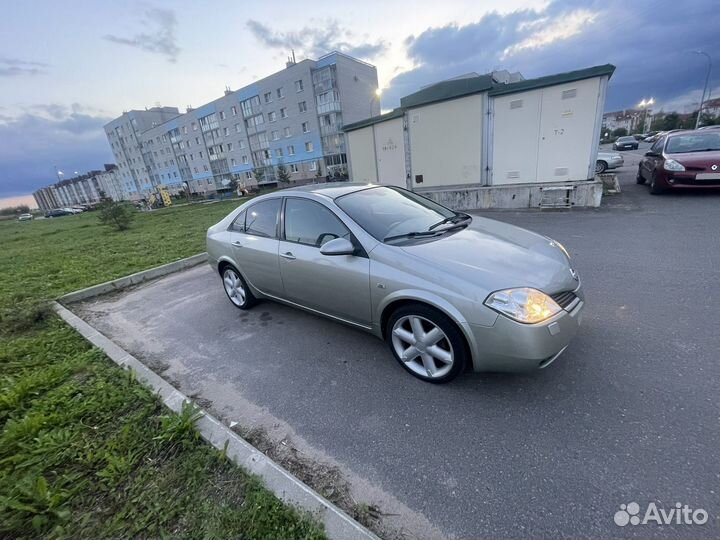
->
400;74;495;109
343;64;616;132
342;108;405;132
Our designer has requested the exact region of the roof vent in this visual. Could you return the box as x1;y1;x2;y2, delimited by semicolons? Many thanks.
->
554;167;569;176
510;99;523;109
507;170;520;179
561;89;577;99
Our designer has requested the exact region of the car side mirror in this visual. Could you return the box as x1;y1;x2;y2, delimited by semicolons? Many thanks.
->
320;237;355;256
645;151;658;157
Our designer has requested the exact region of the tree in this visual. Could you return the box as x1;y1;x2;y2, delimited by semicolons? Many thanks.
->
611;127;628;137
276;161;291;183
253;168;265;184
98;200;135;231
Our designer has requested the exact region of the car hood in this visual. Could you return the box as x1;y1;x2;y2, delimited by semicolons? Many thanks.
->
398;217;578;295
666;150;720;170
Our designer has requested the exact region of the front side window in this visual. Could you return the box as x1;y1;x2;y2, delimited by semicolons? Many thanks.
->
336;187;456;242
245;199;281;238
284;198;351;247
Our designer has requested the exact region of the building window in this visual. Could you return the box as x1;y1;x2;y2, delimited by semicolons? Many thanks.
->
231;106;237;116
264;92;272;103
192;122;197;131
302;122;309;133
231;158;236;166
224;127;229;136
288;145;295;156
275;148;283;158
295;79;304;92
239;139;246;149
204;165;209;171
183;126;188;134
271;130;279;141
305;141;313;152
280;107;287;119
219;110;226;120
227;142;233;151
290;163;298;173
284;127;291;138
195;137;200;144
190;154;194;160
298;101;307;113
277;87;284;99
309;161;317;171
199;151;203;158
245;171;253;179
242;155;249;164
268;111;276;122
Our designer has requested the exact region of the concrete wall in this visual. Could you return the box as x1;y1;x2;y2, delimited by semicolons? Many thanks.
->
347;127;377;183
407;93;484;188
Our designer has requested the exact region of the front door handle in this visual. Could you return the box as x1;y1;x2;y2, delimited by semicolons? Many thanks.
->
231;241;243;247
280;251;296;260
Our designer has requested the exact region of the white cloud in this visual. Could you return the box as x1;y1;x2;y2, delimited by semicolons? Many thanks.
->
503;9;597;58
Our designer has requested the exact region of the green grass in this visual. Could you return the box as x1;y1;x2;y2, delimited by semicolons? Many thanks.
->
0;202;326;539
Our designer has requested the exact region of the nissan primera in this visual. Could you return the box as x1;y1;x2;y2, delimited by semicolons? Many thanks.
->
206;183;583;383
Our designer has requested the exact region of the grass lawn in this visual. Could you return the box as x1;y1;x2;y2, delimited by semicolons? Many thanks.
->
0;201;326;539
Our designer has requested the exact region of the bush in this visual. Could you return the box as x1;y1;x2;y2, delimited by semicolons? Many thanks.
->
611;128;628;137
97;201;135;231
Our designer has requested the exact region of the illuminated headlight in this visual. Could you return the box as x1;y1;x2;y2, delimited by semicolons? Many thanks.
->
484;288;562;324
664;159;685;172
548;238;571;259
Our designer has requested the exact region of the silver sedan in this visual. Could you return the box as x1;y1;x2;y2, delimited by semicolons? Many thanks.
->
206;183;584;383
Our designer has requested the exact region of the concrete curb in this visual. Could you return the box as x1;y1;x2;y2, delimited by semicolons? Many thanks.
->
58;253;208;304
52;257;379;540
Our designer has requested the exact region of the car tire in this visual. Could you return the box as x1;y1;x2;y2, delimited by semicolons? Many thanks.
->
595;160;608;174
221;265;257;309
636;168;646;184
649;172;664;195
386;303;468;383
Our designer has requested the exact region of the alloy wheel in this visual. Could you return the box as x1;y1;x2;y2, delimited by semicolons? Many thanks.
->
391;315;454;379
222;268;246;307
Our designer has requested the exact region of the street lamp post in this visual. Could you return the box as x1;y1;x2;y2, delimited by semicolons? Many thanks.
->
693;51;712;129
638;98;654;133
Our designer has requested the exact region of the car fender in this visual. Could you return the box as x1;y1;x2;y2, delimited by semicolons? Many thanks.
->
376;288;489;364
214;254;265;297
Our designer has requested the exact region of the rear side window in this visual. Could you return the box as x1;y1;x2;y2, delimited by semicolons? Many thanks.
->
651;138;665;154
245;199;281;238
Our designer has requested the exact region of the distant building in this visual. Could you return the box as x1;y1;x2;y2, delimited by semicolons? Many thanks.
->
702;97;720;118
32;164;121;211
103;52;379;199
602;109;648;133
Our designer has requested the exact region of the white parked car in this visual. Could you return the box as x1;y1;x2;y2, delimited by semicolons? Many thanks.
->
596;151;624;173
17;213;33;221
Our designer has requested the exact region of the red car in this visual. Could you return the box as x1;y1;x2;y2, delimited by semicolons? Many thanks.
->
637;130;720;194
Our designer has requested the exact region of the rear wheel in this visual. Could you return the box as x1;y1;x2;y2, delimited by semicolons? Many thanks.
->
595;160;607;174
221;266;256;309
386;304;467;383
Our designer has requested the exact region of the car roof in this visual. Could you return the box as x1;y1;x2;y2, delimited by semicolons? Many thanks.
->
280;182;379;199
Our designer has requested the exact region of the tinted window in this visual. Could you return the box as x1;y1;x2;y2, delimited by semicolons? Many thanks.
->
336;187;455;242
230;210;246;232
284;198;350;247
651;138;665;153
245;199;280;238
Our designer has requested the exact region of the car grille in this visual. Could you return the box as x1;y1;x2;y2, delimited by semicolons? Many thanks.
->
550;290;578;310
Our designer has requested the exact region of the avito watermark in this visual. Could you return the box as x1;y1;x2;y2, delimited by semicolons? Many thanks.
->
615;502;708;527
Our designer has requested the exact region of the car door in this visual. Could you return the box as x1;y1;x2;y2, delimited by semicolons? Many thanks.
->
229;198;283;296
278;197;371;325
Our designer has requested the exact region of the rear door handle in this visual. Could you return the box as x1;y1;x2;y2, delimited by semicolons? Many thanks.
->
280;251;296;260
231;241;243;247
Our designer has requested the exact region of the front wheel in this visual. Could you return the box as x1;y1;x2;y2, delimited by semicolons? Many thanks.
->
636;168;646;184
386;304;467;383
221;266;257;309
649;172;664;195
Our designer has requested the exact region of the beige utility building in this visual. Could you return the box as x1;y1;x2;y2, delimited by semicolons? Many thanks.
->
344;65;615;208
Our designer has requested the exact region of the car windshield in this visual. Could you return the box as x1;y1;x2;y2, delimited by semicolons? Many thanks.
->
665;132;720;154
335;186;460;242
618;137;634;143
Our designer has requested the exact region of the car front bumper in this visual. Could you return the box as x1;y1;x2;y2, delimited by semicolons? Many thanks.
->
466;294;584;372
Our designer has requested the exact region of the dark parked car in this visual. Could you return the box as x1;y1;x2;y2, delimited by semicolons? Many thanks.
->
637;130;720;194
45;209;72;218
613;136;639;150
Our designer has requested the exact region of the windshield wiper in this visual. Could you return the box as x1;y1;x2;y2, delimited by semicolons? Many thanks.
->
384;230;442;243
428;212;471;231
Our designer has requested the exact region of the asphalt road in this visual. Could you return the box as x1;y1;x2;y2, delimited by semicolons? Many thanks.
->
80;152;720;539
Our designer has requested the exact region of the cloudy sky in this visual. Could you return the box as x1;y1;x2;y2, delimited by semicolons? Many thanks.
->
0;0;717;200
